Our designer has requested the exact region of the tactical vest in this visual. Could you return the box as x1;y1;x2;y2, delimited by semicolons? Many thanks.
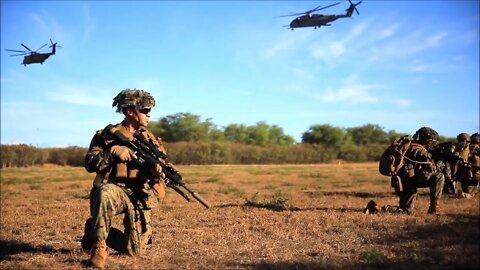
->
455;142;470;161
107;123;167;186
453;142;471;177
469;144;480;182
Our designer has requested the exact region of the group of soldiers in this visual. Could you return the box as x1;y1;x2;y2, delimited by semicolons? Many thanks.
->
366;128;480;215
435;132;480;198
81;89;478;268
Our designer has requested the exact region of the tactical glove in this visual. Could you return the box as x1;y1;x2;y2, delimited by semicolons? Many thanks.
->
154;164;166;179
109;145;136;162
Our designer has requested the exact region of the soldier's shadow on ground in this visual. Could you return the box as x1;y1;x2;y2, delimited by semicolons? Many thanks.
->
216;191;392;213
320;191;392;198
216;203;364;213
0;239;71;260
227;260;352;270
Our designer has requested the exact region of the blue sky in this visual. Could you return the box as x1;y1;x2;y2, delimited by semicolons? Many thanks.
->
1;1;479;147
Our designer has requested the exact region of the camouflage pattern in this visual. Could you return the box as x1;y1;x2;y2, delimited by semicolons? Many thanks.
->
89;183;157;255
413;127;440;145
82;122;166;255
112;88;156;113
457;132;471;142
431;142;455;194
396;142;445;213
460;135;480;197
471;133;480;144
470;137;480;181
451;132;476;197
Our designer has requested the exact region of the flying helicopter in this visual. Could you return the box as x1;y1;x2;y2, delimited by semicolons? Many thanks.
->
5;39;60;66
281;0;362;30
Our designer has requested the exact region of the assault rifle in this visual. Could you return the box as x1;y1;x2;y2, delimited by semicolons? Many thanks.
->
106;125;211;209
431;142;459;164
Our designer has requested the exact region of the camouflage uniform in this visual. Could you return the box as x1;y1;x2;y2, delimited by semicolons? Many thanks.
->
452;133;479;197
431;142;455;194
398;142;444;213
460;133;480;197
81;89;166;258
383;127;445;214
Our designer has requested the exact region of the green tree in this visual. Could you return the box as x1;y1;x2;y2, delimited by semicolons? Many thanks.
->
224;124;250;143
151;113;220;142
268;124;295;146
0;145;17;167
346;124;389;145
301;124;347;149
224;122;294;146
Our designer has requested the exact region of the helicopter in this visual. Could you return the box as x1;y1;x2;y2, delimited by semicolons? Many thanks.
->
281;0;362;30
5;39;60;66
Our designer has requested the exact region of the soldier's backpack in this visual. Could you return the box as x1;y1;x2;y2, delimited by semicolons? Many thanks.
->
379;135;412;176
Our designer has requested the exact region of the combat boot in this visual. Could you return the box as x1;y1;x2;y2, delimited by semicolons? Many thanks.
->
363;200;380;214
427;201;442;214
90;240;108;269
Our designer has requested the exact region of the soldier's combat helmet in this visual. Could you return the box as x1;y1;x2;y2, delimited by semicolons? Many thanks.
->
471;133;480;144
457;132;471;142
413;127;440;144
112;88;155;113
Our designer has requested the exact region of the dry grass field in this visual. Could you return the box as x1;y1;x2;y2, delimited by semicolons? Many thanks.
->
1;163;479;270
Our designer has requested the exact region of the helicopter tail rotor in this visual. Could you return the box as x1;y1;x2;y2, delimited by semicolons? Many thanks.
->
347;0;362;15
49;38;62;49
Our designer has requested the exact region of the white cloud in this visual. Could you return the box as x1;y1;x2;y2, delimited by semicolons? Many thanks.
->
48;85;111;107
290;67;315;81
406;62;431;72
346;21;368;40
425;32;448;47
393;99;413;107
311;40;346;61
376;23;401;40
82;5;95;43
317;74;380;103
367;28;450;63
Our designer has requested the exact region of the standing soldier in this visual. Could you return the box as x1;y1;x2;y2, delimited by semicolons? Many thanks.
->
81;89;167;268
366;127;445;214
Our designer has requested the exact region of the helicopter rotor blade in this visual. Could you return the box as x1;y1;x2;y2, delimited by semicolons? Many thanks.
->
36;43;48;52
21;43;33;52
311;2;341;12
279;2;341;18
10;53;29;57
278;11;308;18
5;49;28;53
348;0;361;15
308;4;324;14
355;1;362;15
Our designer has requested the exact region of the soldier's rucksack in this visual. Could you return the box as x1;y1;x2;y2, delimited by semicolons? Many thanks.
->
379;135;412;176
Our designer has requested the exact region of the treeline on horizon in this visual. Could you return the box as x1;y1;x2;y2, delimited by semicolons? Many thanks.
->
1;112;456;168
